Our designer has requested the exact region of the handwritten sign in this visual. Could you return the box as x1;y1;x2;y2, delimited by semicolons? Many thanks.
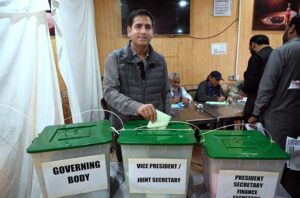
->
216;170;279;197
42;154;108;198
128;158;187;194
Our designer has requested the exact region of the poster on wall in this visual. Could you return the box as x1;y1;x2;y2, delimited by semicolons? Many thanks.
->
252;0;300;31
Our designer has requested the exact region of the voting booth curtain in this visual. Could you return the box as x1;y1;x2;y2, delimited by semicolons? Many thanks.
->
53;0;104;123
0;0;64;197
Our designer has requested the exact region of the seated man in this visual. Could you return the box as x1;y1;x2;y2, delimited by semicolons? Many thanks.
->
194;71;232;102
169;72;193;105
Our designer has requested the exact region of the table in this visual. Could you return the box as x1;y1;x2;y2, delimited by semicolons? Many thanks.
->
172;102;216;128
201;102;244;128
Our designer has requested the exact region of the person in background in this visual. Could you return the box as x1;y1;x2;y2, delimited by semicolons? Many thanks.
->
248;15;300;197
169;72;193;105
228;80;244;101
194;71;232;102
241;35;273;122
285;2;291;26
103;9;171;161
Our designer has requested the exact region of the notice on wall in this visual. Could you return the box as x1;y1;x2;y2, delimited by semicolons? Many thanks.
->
42;154;108;198
211;43;227;55
216;170;279;198
128;158;187;194
214;0;231;16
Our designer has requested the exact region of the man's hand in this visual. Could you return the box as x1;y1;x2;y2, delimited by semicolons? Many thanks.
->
237;94;244;100
248;116;258;124
227;96;233;103
218;96;225;102
171;98;180;104
137;104;157;122
239;90;247;97
182;98;190;105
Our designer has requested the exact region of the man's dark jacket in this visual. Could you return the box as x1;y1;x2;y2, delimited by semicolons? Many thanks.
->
243;46;273;116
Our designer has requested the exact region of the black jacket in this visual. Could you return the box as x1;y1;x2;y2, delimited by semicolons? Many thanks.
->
194;80;225;102
243;46;273;114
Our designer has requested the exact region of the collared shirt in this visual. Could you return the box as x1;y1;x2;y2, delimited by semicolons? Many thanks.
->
170;87;193;103
131;43;149;69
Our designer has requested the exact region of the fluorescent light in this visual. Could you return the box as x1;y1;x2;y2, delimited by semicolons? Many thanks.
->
179;0;188;7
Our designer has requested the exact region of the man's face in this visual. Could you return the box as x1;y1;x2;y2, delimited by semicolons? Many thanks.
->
170;77;180;89
283;24;296;44
249;42;256;55
127;15;154;48
283;25;291;44
283;29;289;44
209;76;220;87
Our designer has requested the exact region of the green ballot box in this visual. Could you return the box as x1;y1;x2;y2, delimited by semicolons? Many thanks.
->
27;121;112;198
201;130;290;198
118;120;196;198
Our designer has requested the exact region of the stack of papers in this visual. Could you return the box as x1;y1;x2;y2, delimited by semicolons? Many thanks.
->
171;104;180;109
147;110;171;129
171;102;185;109
205;101;228;105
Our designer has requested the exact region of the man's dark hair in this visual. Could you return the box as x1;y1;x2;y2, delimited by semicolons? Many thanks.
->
288;15;300;35
249;35;270;45
126;9;155;28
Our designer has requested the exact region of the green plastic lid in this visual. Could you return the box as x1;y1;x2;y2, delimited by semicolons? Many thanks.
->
118;120;196;145
27;121;112;153
201;130;289;160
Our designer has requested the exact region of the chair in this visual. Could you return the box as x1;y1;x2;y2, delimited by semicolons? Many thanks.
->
101;98;111;120
187;89;197;101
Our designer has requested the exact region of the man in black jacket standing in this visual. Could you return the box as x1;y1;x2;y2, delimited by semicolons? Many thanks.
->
241;35;273;122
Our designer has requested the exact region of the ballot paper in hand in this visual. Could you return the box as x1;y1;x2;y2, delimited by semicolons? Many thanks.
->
245;122;265;135
147;110;171;129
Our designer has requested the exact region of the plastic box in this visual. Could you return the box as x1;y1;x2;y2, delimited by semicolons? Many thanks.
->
201;130;290;198
118;120;196;198
27;121;112;198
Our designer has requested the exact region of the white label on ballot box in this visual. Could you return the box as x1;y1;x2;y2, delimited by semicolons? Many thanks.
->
216;170;279;198
128;158;187;194
42;154;108;198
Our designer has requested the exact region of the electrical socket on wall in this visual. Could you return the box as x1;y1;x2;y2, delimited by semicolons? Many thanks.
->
229;75;239;81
